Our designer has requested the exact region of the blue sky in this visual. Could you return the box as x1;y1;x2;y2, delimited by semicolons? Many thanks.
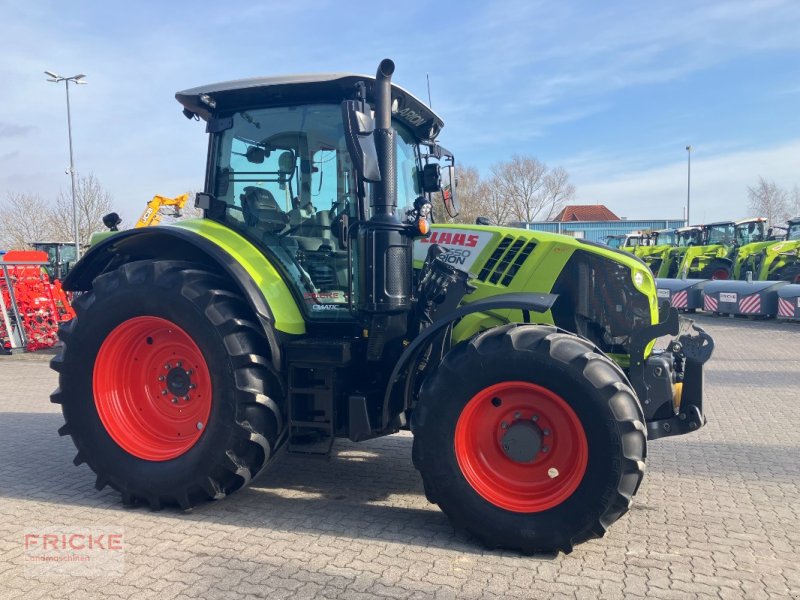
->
2;0;799;225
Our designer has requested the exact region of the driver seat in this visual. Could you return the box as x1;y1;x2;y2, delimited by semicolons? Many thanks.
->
241;186;288;234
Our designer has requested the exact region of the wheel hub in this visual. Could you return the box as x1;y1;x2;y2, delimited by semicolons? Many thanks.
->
166;366;192;397
501;421;543;463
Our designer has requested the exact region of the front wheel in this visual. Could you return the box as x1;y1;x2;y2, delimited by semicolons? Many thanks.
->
411;324;646;554
699;259;731;280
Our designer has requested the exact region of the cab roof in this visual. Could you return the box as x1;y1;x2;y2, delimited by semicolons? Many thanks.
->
175;73;444;141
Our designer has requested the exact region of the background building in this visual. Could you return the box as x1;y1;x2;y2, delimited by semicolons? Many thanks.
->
511;204;685;243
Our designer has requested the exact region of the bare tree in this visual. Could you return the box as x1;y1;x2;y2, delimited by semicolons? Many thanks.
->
489;155;575;224
788;185;800;220
541;166;576;221
747;177;789;226
478;182;514;226
446;166;484;225
50;174;114;246
0;192;59;249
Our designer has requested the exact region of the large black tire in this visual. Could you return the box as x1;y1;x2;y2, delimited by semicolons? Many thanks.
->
772;265;800;284
51;260;285;509
411;324;646;554
698;259;731;280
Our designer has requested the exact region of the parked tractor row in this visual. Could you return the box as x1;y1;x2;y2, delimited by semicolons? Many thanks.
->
608;217;800;283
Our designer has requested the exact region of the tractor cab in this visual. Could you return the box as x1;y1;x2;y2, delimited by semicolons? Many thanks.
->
604;234;625;249
652;229;677;246
676;226;702;246
734;218;767;246
177;71;455;323
29;241;78;281
702;221;735;246
622;232;646;249
787;218;800;241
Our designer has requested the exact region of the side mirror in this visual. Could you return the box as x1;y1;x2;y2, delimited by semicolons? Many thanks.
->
420;163;441;193
245;146;265;164
341;100;381;182
441;163;459;218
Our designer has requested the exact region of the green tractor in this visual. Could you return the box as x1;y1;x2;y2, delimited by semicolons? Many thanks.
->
728;218;776;280
662;226;702;278
677;221;737;280
752;217;800;283
635;229;678;278
50;60;713;554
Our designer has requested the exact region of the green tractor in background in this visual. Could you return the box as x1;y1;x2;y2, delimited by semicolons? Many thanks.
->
678;218;777;281
50;60;713;554
661;226;703;278
635;229;678;278
751;217;800;283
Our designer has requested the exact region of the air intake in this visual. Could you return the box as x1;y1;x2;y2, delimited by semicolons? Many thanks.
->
477;237;536;286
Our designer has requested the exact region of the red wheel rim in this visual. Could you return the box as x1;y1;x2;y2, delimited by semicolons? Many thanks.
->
711;269;730;280
454;382;588;513
93;316;212;461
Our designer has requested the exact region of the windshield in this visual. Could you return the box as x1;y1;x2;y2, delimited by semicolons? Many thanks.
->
677;230;700;246
606;236;623;249
706;223;735;245
735;221;765;245
788;223;800;241
623;236;640;248
655;231;677;245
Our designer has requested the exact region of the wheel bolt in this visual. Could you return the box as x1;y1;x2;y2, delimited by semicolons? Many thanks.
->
541;446;549;453
548;468;559;479
500;421;508;429
176;361;182;368
164;363;171;370
189;383;196;390
158;375;166;382
531;415;539;422
196;422;204;430
161;390;167;396
513;411;521;419
183;396;189;402
502;444;509;451
543;429;550;436
172;397;179;404
187;370;194;376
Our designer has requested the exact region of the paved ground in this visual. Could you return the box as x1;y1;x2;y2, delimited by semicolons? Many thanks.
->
1;315;799;599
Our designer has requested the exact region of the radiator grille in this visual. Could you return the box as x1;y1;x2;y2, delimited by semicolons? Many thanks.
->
477;237;536;286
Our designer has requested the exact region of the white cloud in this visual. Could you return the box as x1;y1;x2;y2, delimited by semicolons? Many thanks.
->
573;138;800;223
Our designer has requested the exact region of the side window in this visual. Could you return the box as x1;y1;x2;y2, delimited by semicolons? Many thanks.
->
212;105;359;321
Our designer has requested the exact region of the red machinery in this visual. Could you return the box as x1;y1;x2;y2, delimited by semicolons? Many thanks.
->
0;250;75;352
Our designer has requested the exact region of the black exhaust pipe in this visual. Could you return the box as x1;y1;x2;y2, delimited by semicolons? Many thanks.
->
357;59;412;356
372;59;396;217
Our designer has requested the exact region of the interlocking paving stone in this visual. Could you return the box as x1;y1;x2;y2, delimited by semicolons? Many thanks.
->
1;316;799;598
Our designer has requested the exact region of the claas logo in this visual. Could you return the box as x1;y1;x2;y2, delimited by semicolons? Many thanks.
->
420;231;480;247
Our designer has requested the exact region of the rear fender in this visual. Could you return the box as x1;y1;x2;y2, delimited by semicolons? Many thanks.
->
63;222;306;370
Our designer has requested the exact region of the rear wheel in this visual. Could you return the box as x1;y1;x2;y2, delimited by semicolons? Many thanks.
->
412;324;646;554
51;260;285;509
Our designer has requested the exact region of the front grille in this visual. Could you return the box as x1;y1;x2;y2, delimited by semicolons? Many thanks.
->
477;237;536;286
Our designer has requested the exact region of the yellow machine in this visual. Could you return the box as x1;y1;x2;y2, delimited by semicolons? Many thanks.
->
135;194;190;228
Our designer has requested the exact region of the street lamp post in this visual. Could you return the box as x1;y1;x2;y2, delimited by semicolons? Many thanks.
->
45;71;87;260
685;145;692;226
